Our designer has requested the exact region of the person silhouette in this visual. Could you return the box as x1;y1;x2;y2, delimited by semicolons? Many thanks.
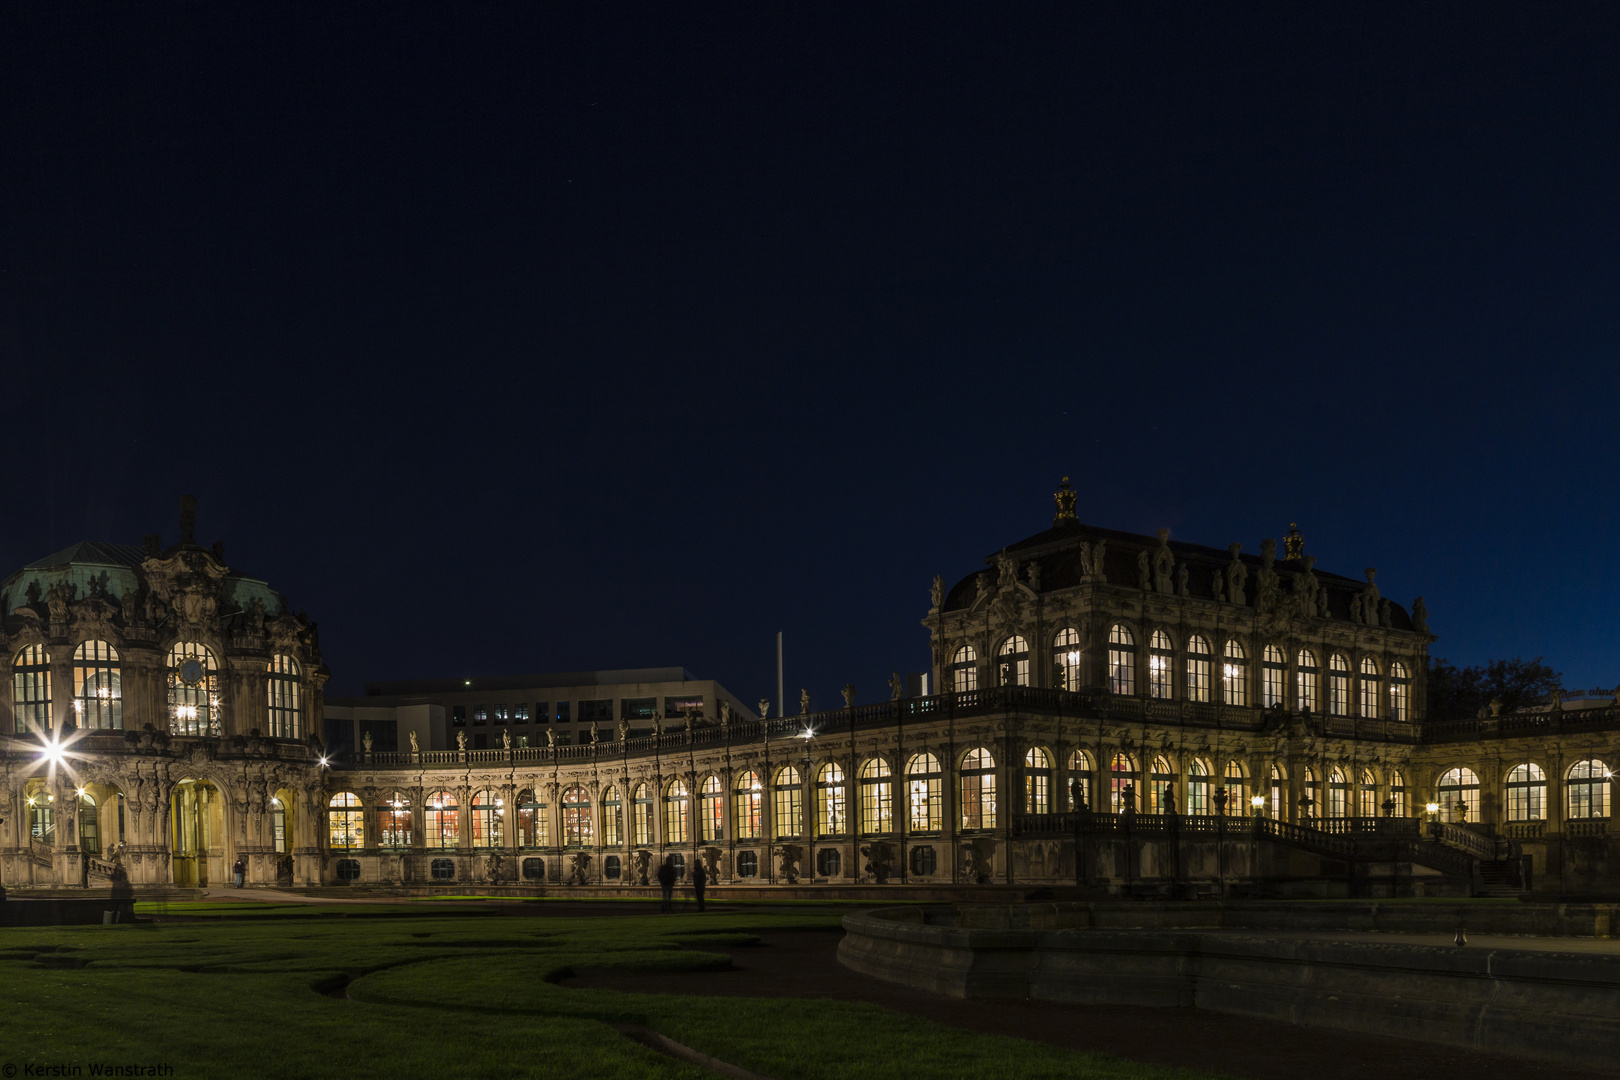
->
691;858;707;912
656;856;676;914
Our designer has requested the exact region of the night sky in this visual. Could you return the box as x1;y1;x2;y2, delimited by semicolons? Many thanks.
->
4;6;1618;706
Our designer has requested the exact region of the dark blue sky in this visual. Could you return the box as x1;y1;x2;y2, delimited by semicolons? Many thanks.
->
3;5;1617;704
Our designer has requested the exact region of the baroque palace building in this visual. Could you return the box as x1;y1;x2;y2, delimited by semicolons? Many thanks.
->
1;487;1615;895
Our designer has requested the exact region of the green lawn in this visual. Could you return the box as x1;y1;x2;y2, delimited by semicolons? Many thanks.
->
0;908;1221;1080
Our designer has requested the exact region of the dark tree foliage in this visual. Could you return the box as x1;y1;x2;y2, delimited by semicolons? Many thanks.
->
1425;656;1564;719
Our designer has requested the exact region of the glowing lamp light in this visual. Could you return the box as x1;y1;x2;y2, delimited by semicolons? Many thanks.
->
318;756;329;767
1251;795;1265;808
1426;802;1440;814
73;700;85;714
801;728;814;740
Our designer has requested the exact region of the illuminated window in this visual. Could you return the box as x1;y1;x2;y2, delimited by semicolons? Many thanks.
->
1148;756;1177;814
1066;750;1093;810
272;797;287;853
425;790;458;849
1389;661;1411;721
13;644;52;734
377;791;412;847
632;783;653;845
950;645;979;693
774;766;803;838
1437;767;1480;823
1567;759;1611;820
1148;630;1173;699
859;758;893;835
1297;650;1319;712
1024;747;1052;813
1110;753;1139;813
816;763;847;836
73;640;122;731
1359;770;1378;818
471;789;504;849
328;792;363;849
1186;635;1211;703
906;752;942;831
1051;628;1082;690
997;636;1030;687
600;787;622;846
733;771;763;840
27;785;55;843
266;654;302;739
563;785;592;846
1223;760;1246;814
1260;645;1285;707
959;748;996;829
1221;639;1247;706
663;779;689;844
1359;657;1381;718
1326;769;1348;818
1301;766;1321;818
1269;764;1286;817
1327;653;1350;716
78;792;99;854
1107;625;1136;695
168;642;220;737
519;789;549;847
1186;758;1210;815
1390;771;1407;817
698;775;724;841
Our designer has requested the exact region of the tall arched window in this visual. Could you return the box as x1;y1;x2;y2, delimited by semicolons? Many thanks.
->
1327;654;1351;716
1301;767;1320;819
1186;759;1211;815
1505;764;1546;822
425;790;458;848
1358;770;1378;818
1297;650;1319;713
271;796;287;853
73;640;121;731
632;783;654;845
1107;625;1136;695
1147;630;1173;699
1437;767;1480;823
774;766;803;838
377;791;411;847
698;775;724;841
78;791;98;854
816;763;847;835
328;792;363;849
14;644;52;734
959;748;996;829
1024;747;1052;813
1359;657;1381;718
663;780;689;844
1390;770;1407;817
906;752;942;831
1260;645;1285;708
733;771;762;840
168;642;220;737
859;758;892;835
1269;764;1286;817
471;789;504;849
1110;752;1139;812
266;654;302;739
1326;769;1348;818
1567;759;1611;819
950;645;979;693
1221;640;1247;706
1224;760;1247;814
1067;749;1093;810
1051;628;1082;690
1148;756;1177;814
1186;635;1211;703
997;636;1030;687
520;788;549;847
600;786;622;846
1389;661;1411;721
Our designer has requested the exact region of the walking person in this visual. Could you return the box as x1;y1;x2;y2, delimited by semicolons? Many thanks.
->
691;857;707;912
656;856;676;914
232;857;246;888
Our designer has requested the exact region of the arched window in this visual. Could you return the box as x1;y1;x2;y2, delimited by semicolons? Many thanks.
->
1221;640;1247;706
1186;635;1212;703
1505;764;1546;822
1389;661;1411;722
519;788;549;847
1052;628;1082;690
425;791;459;849
816;763;847;836
960;748;996;829
377;791;411;847
78;791;98;855
1107;625;1136;695
774;766;803;838
1024;747;1052;813
1567;759;1611;819
1186;759;1211;816
632;783;654;846
266;654;302;739
906;752;942;831
997;636;1030;687
562;785;593;846
1297;650;1319;713
1148;756;1177;814
1110;752;1139;813
271;796;288;853
13;644;52;734
1327;654;1350;716
1326;769;1348;818
1269;764;1286;818
73;640;121;730
1146;630;1173;699
1261;645;1285;708
733;771;763;840
698;775;724;841
663;779;690;844
1437;767;1480;823
950;645;978;693
1067;749;1093;810
1301;766;1321;819
859;758;892;835
168;642;220;737
328;792;363;849
1358;770;1378;818
1390;770;1407;817
1359;657;1381;719
1224;760;1247;815
26;786;55;843
471;789;504;849
600;787;622;846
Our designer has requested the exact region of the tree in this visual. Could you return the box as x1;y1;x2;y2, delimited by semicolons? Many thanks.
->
1426;656;1563;719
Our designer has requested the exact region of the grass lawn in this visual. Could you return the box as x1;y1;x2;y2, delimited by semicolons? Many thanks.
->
0;907;1222;1080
